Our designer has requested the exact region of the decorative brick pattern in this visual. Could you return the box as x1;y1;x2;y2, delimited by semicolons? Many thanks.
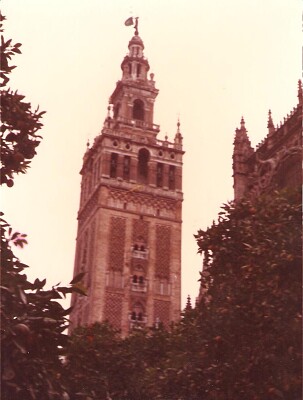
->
109;217;126;271
154;299;170;327
155;224;171;278
131;257;148;272
104;292;123;329
110;188;177;211
132;218;149;242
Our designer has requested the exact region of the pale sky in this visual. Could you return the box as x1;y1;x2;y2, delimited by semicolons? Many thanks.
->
2;0;301;308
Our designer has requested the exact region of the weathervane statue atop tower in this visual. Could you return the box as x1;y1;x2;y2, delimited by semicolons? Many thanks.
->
124;16;139;35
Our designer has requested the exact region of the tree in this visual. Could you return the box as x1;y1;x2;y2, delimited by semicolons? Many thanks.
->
0;13;45;187
1;215;75;399
65;322;172;400
0;15;84;399
192;189;302;399
145;190;301;400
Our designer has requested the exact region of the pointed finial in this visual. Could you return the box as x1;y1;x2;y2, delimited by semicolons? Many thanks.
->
86;139;90;149
237;116;247;134
165;134;168;141
174;117;183;146
240;116;246;129
298;79;302;104
107;104;111;117
185;295;192;311
267;109;275;136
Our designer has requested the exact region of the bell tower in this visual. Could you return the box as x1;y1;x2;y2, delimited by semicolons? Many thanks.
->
70;21;184;335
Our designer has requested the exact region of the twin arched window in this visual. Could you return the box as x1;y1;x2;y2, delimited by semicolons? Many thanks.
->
131;303;145;321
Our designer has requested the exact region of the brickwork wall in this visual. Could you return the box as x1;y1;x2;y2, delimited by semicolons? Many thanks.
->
132;218;149;242
108;217;126;271
154;299;170;327
104;291;123;329
155;224;171;278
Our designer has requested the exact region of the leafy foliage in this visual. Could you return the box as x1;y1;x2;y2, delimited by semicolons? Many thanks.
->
0;16;81;399
65;322;172;399
191;189;302;399
1;214;77;399
0;13;45;187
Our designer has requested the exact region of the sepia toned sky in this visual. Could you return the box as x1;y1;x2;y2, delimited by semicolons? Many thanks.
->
2;0;301;308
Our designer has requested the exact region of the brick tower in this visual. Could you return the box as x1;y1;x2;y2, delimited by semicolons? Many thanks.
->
70;21;184;335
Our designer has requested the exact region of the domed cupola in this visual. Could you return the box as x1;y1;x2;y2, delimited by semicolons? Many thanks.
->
121;20;150;81
109;17;159;130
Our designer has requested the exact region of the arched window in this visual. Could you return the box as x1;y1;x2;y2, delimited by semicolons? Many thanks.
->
133;99;144;121
138;148;149;184
133;275;138;283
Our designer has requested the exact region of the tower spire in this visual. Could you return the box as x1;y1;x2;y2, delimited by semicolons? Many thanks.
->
298;79;302;104
240;116;246;131
267;109;275;136
174;118;183;147
233;117;254;201
70;20;184;336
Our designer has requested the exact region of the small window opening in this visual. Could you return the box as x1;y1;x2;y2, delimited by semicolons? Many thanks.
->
133;99;144;121
110;153;118;178
138;148;149;184
169;165;176;190
113;104;120;118
157;163;163;187
123;156;131;180
136;64;141;78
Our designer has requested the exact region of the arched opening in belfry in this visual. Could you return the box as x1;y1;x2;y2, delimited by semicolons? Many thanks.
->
137;148;149;184
133;99;144;121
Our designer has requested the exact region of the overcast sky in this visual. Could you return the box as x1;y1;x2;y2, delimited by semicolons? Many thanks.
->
2;0;301;308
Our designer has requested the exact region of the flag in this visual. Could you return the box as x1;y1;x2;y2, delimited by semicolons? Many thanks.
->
124;17;134;26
